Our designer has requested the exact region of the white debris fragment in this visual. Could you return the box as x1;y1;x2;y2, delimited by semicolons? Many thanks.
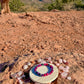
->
37;59;42;63
17;77;21;80
66;66;70;70
63;59;67;63
56;63;60;66
19;79;24;84
48;57;52;61
17;71;23;76
67;76;71;80
59;65;64;70
17;75;25;80
63;68;69;72
23;65;28;70
61;72;68;78
27;62;31;66
11;73;18;78
59;59;63;63
49;61;53;63
41;61;46;64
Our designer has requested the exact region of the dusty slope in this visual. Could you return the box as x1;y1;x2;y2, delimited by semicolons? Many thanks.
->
0;11;84;84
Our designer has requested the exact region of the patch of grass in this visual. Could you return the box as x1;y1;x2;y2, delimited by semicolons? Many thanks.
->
47;0;84;11
9;0;25;12
74;0;84;10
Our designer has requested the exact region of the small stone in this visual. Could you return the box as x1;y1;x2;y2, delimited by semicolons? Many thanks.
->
56;63;60;67
59;65;64;70
65;62;68;65
17;71;23;76
66;66;70;70
17;75;25;79
41;61;46;64
21;75;25;78
10;73;14;78
59;59;63;64
27;62;31;66
63;60;68;65
61;72;68;78
67;76;71;80
17;77;21;80
19;79;24;84
49;61;53;63
11;73;18;78
37;59;42;63
23;65;28;70
63;68;69;72
48;57;52;61
63;59;67;63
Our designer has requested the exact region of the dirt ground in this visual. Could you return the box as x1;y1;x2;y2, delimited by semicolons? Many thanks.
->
0;11;84;84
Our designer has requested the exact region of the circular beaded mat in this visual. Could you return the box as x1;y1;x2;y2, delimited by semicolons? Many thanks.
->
29;63;59;83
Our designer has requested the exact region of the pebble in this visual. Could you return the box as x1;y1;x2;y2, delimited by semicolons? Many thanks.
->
27;62;31;66
59;59;63;64
19;79;24;84
63;59;69;65
56;63;60;67
11;73;18;78
48;57;52;61
41;61;46;64
65;62;68;65
37;59;42;63
63;68;69;72
66;66;70;70
59;65;64;70
17;71;23;76
63;59;67;63
49;61;53;63
17;75;25;80
23;65;28;70
17;77;21;80
61;72;68;78
67;76;71;80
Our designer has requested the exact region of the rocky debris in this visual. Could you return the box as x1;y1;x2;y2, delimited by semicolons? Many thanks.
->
9;56;72;84
0;11;84;84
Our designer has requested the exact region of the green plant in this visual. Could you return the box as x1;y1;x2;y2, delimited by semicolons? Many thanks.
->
74;0;84;10
47;0;84;11
48;0;63;11
9;0;24;12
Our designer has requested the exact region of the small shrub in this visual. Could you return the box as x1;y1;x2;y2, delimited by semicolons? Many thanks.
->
40;3;50;11
48;0;63;11
9;0;24;12
47;0;84;11
74;0;84;10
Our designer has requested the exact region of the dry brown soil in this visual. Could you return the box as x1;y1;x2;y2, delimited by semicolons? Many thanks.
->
0;11;84;84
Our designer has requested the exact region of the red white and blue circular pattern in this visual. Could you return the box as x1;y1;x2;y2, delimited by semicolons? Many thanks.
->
29;63;59;83
34;63;53;77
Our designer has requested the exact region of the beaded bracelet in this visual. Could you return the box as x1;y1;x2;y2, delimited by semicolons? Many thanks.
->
34;63;53;77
